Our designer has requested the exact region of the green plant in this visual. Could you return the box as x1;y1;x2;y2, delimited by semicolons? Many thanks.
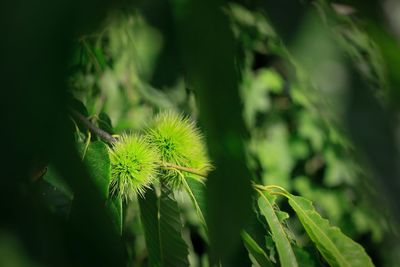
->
17;1;397;266
67;107;374;267
146;111;212;188
109;134;159;200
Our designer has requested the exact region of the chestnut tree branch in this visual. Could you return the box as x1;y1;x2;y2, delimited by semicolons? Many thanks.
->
162;162;208;178
70;109;208;178
69;109;117;144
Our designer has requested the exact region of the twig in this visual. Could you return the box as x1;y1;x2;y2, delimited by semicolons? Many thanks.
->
69;109;117;144
70;109;209;177
162;162;208;178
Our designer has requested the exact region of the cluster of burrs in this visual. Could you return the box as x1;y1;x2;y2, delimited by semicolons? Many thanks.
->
109;111;212;201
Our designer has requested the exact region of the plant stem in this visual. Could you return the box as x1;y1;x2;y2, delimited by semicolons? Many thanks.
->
69;109;117;144
162;162;208;178
71;109;209;177
253;183;289;195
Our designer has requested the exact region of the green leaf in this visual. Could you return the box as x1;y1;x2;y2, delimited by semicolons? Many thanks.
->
83;141;111;200
106;195;123;235
242;231;274;267
39;177;72;218
183;177;207;227
139;185;189;267
287;195;374;267
98;112;115;135
43;165;73;199
293;246;318;267
265;235;277;263
257;191;298;267
68;97;89;117
139;188;161;267
94;44;107;70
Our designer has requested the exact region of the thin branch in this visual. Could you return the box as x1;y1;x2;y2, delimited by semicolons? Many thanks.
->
70;109;209;178
162;162;208;178
69;109;117;144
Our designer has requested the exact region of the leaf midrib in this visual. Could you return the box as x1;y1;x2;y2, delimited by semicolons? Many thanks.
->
157;194;164;266
258;191;298;267
288;197;349;267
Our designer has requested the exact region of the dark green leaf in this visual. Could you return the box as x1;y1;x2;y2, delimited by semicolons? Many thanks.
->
242;231;274;267
106;195;123;235
68;96;89;117
184;177;207;226
288;195;374;267
39;178;72;218
83;141;111;200
139;185;189;267
293;246;318;267
257;191;298;267
43;165;73;199
98;112;114;135
94;45;107;70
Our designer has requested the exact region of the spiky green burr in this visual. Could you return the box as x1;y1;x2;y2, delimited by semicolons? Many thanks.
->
146;110;212;188
109;134;159;200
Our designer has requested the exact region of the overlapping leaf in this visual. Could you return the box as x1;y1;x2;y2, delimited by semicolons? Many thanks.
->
287;195;374;267
139;185;189;267
257;191;298;267
242;231;274;267
184;177;207;227
82;141;111;199
106;195;123;235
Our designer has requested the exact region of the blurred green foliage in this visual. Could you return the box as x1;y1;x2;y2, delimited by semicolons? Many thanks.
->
1;0;400;266
65;3;392;265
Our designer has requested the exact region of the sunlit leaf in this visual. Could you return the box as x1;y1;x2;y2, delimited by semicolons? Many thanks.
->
106;195;123;235
288;195;374;267
257;191;298;267
242;231;274;267
139;185;189;267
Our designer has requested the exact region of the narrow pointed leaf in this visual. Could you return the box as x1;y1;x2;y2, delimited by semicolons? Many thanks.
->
106;195;123;235
242;231;274;267
257;191;298;267
84;141;123;234
138;188;161;267
184;177;207;227
287;195;374;267
139;186;189;267
45;141;111;200
83;141;111;200
43;165;73;199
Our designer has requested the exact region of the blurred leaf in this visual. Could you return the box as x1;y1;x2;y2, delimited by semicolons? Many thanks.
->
287;195;374;267
68;97;89;117
184;177;207;226
243;69;283;127
0;232;42;267
297;112;324;152
83;141;111;200
228;3;276;41
251;123;293;190
292;246;317;267
257;191;298;267
139;185;189;267
174;1;253;264
139;2;181;87
293;176;347;223
43;166;74;199
39;178;73;219
94;45;107;70
98;112;115;135
265;235;277;263
242;231;274;267
324;148;355;186
106;195;123;236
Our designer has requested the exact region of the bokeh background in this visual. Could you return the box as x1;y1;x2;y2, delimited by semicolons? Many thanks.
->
1;0;400;266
